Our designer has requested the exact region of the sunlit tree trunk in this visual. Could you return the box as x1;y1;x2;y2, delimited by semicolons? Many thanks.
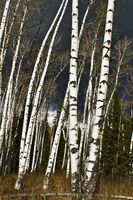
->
2;0;21;68
99;38;133;160
79;0;94;42
69;0;79;198
18;0;67;177
79;20;101;163
83;0;115;199
15;0;68;190
62;128;68;169
0;0;11;102
0;6;27;158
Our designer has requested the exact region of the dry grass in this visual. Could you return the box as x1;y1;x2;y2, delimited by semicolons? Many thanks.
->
100;176;133;196
97;176;133;200
0;171;71;200
1;174;133;200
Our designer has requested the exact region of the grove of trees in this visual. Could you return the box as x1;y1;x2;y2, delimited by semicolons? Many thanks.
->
0;0;133;199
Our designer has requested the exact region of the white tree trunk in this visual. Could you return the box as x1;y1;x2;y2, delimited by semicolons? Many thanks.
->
69;0;79;198
43;85;69;188
0;0;11;102
79;0;94;42
15;0;68;190
0;6;27;157
83;0;115;198
18;0;67;173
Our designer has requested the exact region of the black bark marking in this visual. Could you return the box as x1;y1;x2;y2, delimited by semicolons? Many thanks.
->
72;35;76;38
105;40;111;44
72;13;77;16
98;105;104;110
70;96;77;101
71;147;78;154
71;127;76;131
88;160;95;164
70;103;77;107
70;81;76;85
104;53;109;58
106;29;112;33
71;108;76;110
107;20;112;24
97;99;104;102
70;56;77;60
72;49;76;52
99;91;104;94
103;46;110;50
100;80;108;84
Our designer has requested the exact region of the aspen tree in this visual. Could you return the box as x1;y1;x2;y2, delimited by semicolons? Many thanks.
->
0;6;27;158
43;1;94;190
0;0;11;102
17;0;67;183
69;0;79;198
15;0;68;190
83;0;115;199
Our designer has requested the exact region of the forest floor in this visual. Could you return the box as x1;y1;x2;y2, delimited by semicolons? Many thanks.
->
1;172;133;200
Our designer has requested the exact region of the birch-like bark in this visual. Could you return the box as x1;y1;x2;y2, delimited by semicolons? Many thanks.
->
79;0;94;42
15;0;68;190
0;0;11;47
24;0;68;171
103;39;132;131
79;23;100;163
62;128;68;169
39;123;46;165
31;106;47;172
2;0;21;61
0;7;27;156
69;0;79;198
100;38;133;158
43;84;69;188
83;1;115;199
0;0;11;102
30;119;39;173
43;0;94;188
18;0;66;172
66;149;70;179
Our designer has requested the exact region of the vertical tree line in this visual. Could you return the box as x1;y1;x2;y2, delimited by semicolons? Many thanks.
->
0;0;133;199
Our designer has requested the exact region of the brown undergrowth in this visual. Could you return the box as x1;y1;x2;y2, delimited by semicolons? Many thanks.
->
0;171;71;200
97;176;133;200
1;174;133;200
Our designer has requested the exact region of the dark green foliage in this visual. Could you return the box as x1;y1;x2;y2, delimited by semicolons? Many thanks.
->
43;122;51;169
12;113;24;173
101;93;133;177
56;129;66;169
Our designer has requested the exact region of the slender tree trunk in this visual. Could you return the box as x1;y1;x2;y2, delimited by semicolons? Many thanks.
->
83;1;115;199
0;6;27;158
69;0;79;199
79;0;94;42
15;0;68;190
18;0;67;175
0;0;11;102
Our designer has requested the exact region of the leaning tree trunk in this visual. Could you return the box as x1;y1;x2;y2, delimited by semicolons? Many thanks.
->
0;6;27;159
83;0;115;199
69;0;79;199
0;0;11;103
18;0;66;178
101;38;132;148
79;19;102;164
79;0;94;42
15;0;68;190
